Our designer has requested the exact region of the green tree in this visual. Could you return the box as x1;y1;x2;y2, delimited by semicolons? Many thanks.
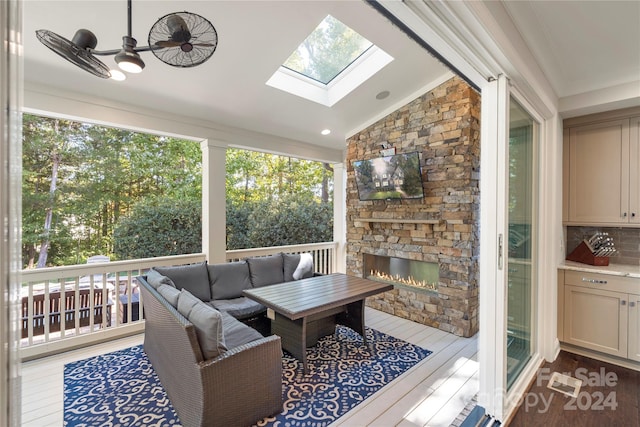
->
22;115;85;267
113;198;202;259
23;114;333;266
224;148;334;250
22;114;201;268
244;197;333;249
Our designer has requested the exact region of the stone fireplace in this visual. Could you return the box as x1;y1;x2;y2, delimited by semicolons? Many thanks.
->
346;76;480;337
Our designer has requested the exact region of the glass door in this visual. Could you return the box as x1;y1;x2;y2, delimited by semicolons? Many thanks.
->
506;97;537;390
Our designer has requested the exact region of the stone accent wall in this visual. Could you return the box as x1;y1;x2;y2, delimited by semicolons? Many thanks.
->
346;77;481;337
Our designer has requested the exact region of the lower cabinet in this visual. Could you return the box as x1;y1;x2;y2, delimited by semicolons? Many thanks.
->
560;270;640;362
629;295;640;362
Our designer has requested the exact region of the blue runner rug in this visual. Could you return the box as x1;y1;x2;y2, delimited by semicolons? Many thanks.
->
64;326;432;426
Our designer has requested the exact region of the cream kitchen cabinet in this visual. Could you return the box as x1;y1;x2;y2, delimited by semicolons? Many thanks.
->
563;108;640;226
560;270;640;362
630;293;640;362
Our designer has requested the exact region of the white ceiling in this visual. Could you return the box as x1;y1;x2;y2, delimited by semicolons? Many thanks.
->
22;1;640;150
23;0;451;150
503;0;640;99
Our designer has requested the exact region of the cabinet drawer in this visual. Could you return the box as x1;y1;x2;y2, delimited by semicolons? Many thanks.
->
564;270;639;294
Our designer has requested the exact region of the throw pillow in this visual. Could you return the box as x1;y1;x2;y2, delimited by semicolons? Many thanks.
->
157;284;180;307
188;301;227;359
145;268;175;289
155;261;212;302
282;253;301;282
208;261;252;299
246;255;284;287
293;253;314;280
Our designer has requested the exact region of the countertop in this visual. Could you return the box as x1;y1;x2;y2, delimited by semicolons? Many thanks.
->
559;260;640;278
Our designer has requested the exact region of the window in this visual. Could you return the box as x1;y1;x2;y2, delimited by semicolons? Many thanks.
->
266;15;393;106
282;15;373;85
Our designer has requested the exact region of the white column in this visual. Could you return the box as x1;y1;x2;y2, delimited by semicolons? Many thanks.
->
201;140;227;263
333;161;347;273
538;114;563;362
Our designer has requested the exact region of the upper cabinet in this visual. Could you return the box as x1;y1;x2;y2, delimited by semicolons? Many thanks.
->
564;108;640;226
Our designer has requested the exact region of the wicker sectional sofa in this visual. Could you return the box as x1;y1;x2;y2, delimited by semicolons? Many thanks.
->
138;253;314;427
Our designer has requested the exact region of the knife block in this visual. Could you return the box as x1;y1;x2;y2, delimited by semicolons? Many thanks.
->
566;240;609;266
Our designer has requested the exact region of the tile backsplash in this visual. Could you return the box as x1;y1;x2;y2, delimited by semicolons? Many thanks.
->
566;226;640;265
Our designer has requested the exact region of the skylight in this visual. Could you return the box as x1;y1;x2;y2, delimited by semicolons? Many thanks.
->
266;15;393;107
282;15;373;85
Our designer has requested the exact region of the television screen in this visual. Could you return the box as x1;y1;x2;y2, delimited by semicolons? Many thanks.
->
353;151;424;201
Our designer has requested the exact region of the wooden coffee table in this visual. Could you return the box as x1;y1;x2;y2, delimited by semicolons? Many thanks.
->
243;273;393;372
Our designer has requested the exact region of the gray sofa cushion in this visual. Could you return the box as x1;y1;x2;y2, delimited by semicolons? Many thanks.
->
282;253;300;282
177;289;227;359
208;261;252;300
157;284;180;307
146;268;176;289
246;255;284;287
220;311;263;349
209;297;266;320
177;288;201;318
155;262;211;302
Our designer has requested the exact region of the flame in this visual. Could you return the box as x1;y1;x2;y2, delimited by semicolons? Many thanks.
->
368;269;437;291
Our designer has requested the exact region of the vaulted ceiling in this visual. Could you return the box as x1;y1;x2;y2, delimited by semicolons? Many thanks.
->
23;1;640;149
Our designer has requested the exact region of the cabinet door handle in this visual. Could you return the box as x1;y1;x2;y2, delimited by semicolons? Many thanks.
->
623;212;628;218
581;277;607;284
633;213;637;218
621;300;627;306
630;301;637;307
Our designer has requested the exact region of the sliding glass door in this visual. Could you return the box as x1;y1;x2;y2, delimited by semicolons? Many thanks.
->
506;97;537;390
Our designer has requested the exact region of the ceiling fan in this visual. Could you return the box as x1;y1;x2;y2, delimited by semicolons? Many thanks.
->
36;0;218;80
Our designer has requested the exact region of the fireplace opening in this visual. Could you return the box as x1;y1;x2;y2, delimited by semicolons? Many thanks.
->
363;254;438;293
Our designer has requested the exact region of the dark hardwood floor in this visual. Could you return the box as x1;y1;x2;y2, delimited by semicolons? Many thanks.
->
508;351;639;427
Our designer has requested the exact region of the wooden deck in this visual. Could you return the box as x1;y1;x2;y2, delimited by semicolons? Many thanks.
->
20;307;478;427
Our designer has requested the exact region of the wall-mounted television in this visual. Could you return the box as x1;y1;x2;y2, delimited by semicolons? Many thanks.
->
353;151;424;201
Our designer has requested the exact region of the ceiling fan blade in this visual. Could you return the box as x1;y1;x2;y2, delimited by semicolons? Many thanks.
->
155;41;216;48
154;41;183;48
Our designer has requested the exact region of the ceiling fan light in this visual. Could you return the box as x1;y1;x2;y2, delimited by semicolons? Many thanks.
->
115;35;145;73
109;69;126;81
116;53;144;73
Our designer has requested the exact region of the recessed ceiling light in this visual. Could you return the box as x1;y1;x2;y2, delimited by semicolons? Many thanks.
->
321;129;331;136
376;90;390;100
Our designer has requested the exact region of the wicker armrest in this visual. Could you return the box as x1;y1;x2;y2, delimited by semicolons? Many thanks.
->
199;335;283;426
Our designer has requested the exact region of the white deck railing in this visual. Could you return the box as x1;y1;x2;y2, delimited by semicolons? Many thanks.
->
19;242;337;360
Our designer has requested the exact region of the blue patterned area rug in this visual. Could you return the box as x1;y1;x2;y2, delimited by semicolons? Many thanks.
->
64;326;431;427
